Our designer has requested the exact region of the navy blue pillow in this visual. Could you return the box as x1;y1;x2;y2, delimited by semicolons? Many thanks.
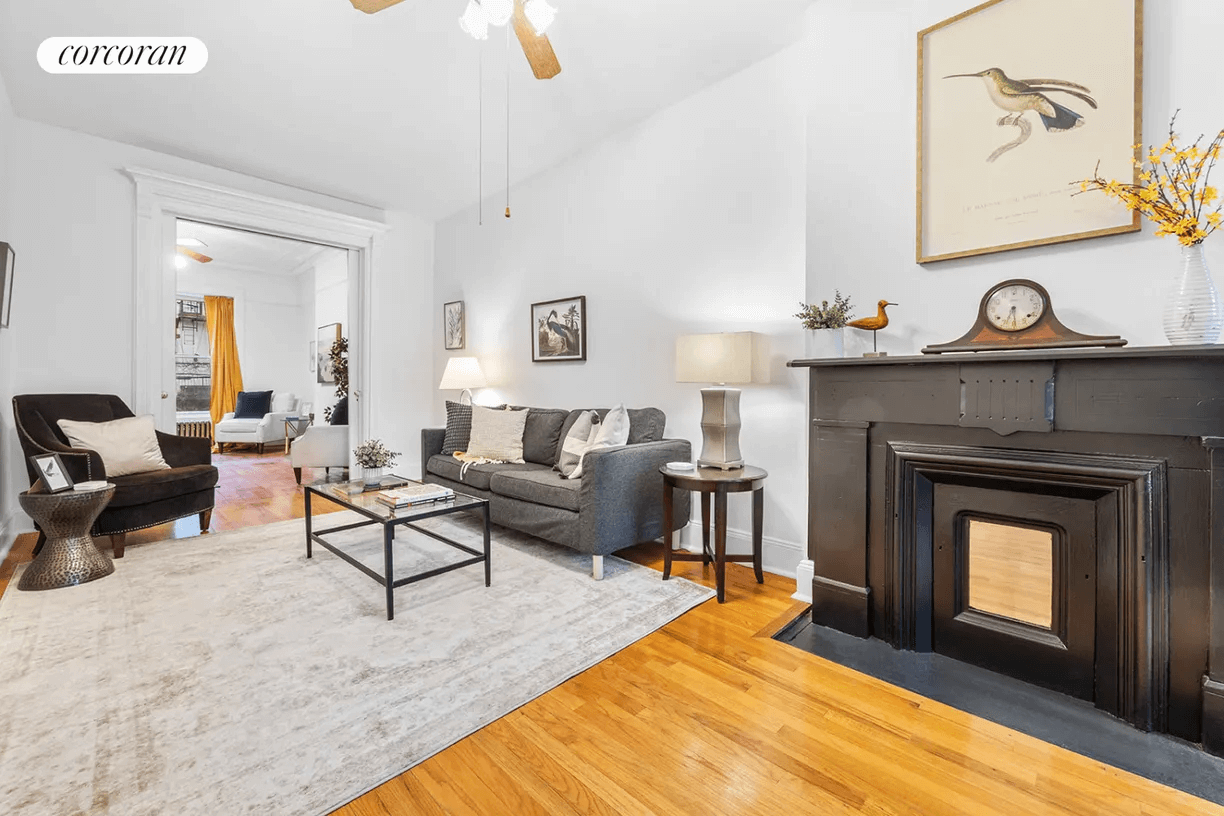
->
233;390;273;419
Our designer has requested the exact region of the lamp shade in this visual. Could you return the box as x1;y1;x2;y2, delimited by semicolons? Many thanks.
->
675;332;753;384
439;356;487;391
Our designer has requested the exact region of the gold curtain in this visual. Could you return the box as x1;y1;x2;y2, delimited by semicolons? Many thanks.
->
204;295;244;449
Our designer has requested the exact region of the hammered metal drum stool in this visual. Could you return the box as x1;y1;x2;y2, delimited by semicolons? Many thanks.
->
18;485;116;591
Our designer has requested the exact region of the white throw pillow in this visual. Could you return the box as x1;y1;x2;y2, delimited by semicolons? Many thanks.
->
271;392;296;413
57;415;171;478
555;410;599;478
568;404;631;479
466;406;528;462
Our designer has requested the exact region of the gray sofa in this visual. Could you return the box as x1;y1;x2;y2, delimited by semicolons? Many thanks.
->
421;406;691;578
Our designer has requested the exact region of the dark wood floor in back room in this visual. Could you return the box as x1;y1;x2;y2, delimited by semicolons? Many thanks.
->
2;447;1220;815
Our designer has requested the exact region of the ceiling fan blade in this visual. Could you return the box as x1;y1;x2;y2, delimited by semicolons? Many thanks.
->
513;0;561;80
348;0;410;13
177;247;213;264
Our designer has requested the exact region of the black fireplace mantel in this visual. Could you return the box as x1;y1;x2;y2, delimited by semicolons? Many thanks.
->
789;345;1224;752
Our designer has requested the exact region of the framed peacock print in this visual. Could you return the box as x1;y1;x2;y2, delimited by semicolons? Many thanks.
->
531;296;586;363
917;0;1143;263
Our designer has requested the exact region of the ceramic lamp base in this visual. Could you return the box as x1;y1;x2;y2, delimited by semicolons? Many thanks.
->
697;387;744;470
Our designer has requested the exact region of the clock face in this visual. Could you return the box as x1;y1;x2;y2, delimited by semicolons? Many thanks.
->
985;284;1045;332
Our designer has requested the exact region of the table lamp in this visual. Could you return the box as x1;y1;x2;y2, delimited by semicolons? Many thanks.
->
675;332;753;470
438;356;487;404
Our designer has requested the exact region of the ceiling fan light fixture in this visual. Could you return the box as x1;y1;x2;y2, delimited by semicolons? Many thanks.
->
524;0;557;35
482;0;514;27
177;237;207;248
174;254;188;270
459;0;489;39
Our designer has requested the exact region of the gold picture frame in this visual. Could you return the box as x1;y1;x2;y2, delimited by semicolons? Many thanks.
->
917;0;1143;263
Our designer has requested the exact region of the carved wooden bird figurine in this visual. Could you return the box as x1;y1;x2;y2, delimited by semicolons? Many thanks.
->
944;68;1096;132
848;300;897;354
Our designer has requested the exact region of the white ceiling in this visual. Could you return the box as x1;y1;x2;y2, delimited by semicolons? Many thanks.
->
0;0;811;220
178;220;341;275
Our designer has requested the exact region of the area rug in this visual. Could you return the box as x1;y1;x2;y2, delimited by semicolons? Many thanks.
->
0;512;713;815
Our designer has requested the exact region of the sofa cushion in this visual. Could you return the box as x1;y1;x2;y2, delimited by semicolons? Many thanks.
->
234;390;273;419
556;408;666;458
568;404;630;479
425;454;544;492
520;408;568;466
555;410;598;478
489;469;581;512
108;464;219;508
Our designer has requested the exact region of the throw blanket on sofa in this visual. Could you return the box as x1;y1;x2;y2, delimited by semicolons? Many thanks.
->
452;452;506;481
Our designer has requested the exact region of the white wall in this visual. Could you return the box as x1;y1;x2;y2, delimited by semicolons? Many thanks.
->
312;250;348;417
806;0;1224;353
0;68;18;557
176;263;317;405
434;44;811;577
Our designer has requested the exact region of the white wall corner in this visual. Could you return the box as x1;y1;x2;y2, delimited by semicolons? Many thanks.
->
793;559;814;603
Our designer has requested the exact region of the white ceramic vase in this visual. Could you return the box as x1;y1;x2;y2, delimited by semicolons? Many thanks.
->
1163;243;1223;345
805;327;845;359
363;467;383;487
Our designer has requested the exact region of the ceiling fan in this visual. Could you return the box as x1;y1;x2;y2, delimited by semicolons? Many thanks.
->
348;0;561;80
176;238;212;266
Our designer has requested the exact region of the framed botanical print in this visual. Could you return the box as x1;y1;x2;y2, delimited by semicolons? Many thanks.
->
917;0;1143;263
444;301;465;350
317;323;341;384
531;296;586;363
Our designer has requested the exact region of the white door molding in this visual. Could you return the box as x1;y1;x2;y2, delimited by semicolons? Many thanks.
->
125;167;386;459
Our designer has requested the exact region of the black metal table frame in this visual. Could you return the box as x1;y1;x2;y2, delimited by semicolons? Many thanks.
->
305;487;491;620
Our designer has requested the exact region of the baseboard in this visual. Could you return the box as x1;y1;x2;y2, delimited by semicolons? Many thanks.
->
672;520;802;581
793;559;814;603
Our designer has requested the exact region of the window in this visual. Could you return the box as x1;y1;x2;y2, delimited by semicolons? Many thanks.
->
175;296;211;412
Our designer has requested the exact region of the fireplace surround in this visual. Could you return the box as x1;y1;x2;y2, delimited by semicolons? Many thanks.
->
790;346;1224;751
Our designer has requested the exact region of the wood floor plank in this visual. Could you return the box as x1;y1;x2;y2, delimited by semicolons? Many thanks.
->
3;450;1221;815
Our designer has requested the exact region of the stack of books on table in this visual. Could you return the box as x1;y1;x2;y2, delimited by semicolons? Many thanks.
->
376;484;455;508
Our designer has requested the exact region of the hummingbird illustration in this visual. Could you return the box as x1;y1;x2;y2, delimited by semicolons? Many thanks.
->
944;68;1097;132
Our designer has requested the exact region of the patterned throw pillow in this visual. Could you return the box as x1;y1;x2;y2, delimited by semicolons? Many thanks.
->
441;401;472;455
466;406;528;462
233;390;273;419
568;404;630;479
555;410;599;479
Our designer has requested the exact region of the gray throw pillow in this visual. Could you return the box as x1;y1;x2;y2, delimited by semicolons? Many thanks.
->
520;408;568;466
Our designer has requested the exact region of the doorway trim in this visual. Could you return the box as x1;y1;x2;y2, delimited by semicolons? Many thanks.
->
124;167;387;458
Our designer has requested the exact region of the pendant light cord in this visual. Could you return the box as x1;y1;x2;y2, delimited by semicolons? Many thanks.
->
505;23;511;219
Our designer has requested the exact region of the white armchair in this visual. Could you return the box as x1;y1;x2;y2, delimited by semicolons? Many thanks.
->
289;424;349;484
215;391;300;453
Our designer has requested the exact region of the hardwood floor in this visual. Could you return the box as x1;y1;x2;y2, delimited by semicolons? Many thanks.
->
2;450;1221;815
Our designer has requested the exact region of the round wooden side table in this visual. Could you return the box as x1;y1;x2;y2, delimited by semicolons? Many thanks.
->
660;465;767;603
18;485;116;591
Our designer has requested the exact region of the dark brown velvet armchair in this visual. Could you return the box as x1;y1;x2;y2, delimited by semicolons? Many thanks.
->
13;394;218;558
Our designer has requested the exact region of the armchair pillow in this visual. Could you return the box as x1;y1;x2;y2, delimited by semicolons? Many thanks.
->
466;405;528;462
234;390;273;419
56;415;171;477
270;392;296;413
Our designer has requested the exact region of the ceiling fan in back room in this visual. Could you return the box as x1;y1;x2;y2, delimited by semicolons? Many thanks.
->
348;0;561;79
175;238;212;269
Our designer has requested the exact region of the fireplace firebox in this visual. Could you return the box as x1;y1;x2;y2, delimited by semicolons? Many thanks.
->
790;347;1224;751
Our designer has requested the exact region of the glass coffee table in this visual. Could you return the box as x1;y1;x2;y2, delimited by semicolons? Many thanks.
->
304;476;490;620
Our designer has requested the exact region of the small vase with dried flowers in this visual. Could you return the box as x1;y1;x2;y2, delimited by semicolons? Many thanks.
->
1075;111;1224;344
795;291;854;358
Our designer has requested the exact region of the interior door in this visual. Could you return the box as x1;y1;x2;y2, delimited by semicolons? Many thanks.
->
932;483;1098;700
345;247;365;467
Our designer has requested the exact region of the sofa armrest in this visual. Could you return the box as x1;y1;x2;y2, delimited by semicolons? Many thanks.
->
290;425;350;468
156;431;212;468
577;438;693;556
421;429;445;478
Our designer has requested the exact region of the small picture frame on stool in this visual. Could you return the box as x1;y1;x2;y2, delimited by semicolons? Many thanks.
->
30;453;74;493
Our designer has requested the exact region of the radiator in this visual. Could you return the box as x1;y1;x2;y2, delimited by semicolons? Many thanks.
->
177;420;213;441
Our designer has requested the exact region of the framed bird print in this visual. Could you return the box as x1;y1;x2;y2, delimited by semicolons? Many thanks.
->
531;296;586;363
917;0;1142;263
